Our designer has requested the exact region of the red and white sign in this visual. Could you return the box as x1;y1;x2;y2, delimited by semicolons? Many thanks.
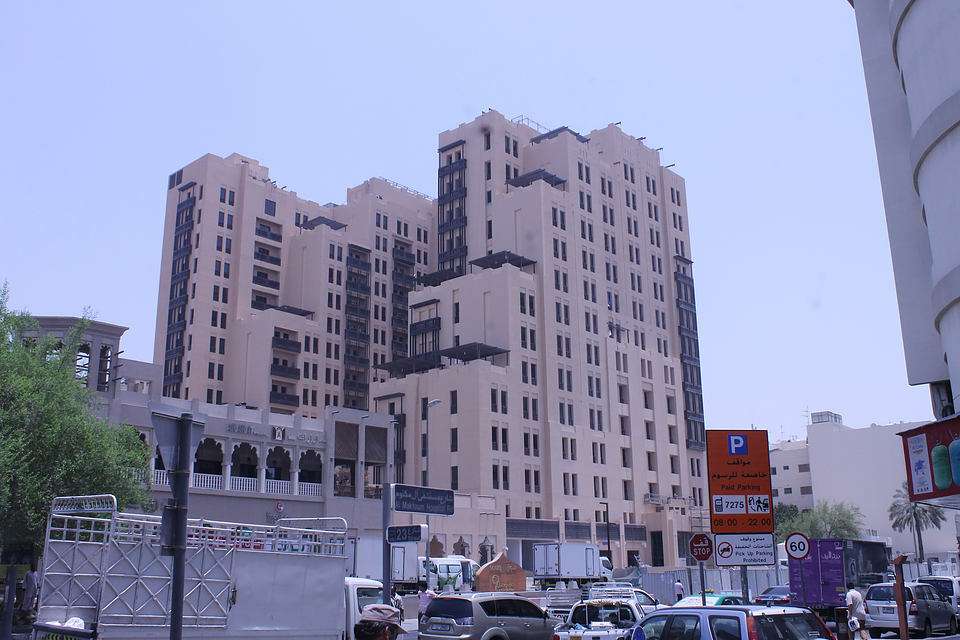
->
785;532;810;560
689;533;714;562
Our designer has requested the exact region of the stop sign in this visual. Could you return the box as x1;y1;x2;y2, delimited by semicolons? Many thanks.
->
689;533;714;562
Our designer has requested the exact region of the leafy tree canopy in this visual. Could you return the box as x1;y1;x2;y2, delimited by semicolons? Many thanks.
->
0;284;149;554
774;502;801;542
775;500;863;541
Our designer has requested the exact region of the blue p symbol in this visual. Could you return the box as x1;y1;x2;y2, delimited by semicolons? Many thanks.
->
728;435;747;455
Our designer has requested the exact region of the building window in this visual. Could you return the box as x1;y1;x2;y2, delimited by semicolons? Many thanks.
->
450;390;458;414
450;428;458;453
451;466;458;490
800;486;812;495
784;487;793;495
264;199;277;216
798;463;810;472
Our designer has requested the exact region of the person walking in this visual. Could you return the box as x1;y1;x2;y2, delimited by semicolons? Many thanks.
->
417;582;436;624
674;578;685;604
845;583;867;640
390;586;404;623
21;562;39;614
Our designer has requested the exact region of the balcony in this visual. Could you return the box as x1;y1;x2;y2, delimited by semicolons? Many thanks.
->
686;438;706;451
346;256;372;272
255;227;282;242
410;317;440;335
437;186;466;206
174;218;194;236
153;469;169;487
344;354;370;367
438;215;467;234
392;247;415;265
269;391;300;407
345;303;371;319
271;363;301;380
438;245;468;263
170;270;189;285
298;481;322;497
173;245;192;260
166;319;186;334
392;291;408;306
643;493;667;505
255;252;281;266
169;294;187;309
162;372;182;387
392;271;415;287
392;315;408;330
343;379;369;393
345;328;370;343
346;280;371;295
265;479;291;495
253;274;280;290
252;298;271;310
164;345;184;360
231;476;259;492
192;472;222;490
437;158;466;177
391;339;408;354
272;336;302;353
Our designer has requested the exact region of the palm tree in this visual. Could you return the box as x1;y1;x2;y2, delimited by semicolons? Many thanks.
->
889;482;946;561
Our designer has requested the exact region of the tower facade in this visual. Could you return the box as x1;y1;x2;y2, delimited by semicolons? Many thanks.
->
376;111;707;567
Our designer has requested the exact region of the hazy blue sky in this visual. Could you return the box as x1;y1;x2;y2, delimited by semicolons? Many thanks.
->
0;1;932;437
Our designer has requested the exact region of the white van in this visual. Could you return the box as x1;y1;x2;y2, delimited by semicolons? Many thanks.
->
919;576;960;619
423;555;481;592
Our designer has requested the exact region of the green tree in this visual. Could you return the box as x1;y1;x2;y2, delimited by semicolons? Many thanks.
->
777;501;863;540
774;502;801;542
889;481;945;561
0;285;149;555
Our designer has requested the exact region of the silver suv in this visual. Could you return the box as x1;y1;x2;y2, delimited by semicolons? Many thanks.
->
864;582;956;637
421;593;563;640
634;606;831;640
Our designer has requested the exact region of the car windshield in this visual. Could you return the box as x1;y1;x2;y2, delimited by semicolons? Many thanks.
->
676;595;722;606
919;579;954;598
356;587;383;612
570;604;635;628
635;591;657;606
754;612;832;640
761;587;790;597
426;598;472;619
866;586;912;602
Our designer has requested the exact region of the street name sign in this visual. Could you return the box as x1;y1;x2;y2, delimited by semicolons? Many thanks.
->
689;533;714;562
386;524;427;543
393;484;455;515
714;533;776;566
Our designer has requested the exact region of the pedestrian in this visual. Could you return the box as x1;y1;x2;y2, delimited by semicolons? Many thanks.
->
417;581;437;624
845;582;867;640
674;578;685;604
354;604;404;640
21;562;39;614
391;586;404;622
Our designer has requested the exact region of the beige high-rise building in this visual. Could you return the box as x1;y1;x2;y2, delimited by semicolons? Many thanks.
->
154;154;434;420
375;111;708;568
154;110;708;568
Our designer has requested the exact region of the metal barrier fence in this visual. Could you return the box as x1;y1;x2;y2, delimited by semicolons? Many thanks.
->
635;566;784;604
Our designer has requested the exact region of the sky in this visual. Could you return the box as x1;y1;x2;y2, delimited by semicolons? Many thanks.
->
0;1;933;439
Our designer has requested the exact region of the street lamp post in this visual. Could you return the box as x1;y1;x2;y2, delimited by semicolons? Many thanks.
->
599;501;611;565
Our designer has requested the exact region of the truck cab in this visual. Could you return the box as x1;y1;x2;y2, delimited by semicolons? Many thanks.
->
423;555;480;592
344;577;384;640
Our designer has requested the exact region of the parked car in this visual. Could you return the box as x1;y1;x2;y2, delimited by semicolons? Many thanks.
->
918;576;960;617
674;594;745;607
633;605;832;640
753;586;791;606
420;593;563;640
864;582;957;638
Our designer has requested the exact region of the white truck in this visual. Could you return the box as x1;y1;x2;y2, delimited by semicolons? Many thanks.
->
533;542;614;588
553;585;667;640
31;494;382;640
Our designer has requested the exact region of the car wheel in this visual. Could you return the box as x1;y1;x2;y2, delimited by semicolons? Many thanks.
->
923;619;932;638
868;629;882;639
950;617;958;636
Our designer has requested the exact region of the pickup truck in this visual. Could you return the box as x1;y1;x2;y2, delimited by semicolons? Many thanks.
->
554;593;665;640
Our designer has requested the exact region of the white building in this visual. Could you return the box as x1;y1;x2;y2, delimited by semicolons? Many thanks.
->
849;3;960;418
769;411;956;561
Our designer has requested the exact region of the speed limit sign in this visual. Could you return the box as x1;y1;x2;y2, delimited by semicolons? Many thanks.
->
785;532;810;560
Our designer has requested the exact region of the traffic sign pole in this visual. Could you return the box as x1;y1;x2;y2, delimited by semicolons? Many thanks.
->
700;562;706;606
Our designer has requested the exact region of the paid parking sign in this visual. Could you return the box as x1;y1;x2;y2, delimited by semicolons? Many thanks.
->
706;430;773;537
